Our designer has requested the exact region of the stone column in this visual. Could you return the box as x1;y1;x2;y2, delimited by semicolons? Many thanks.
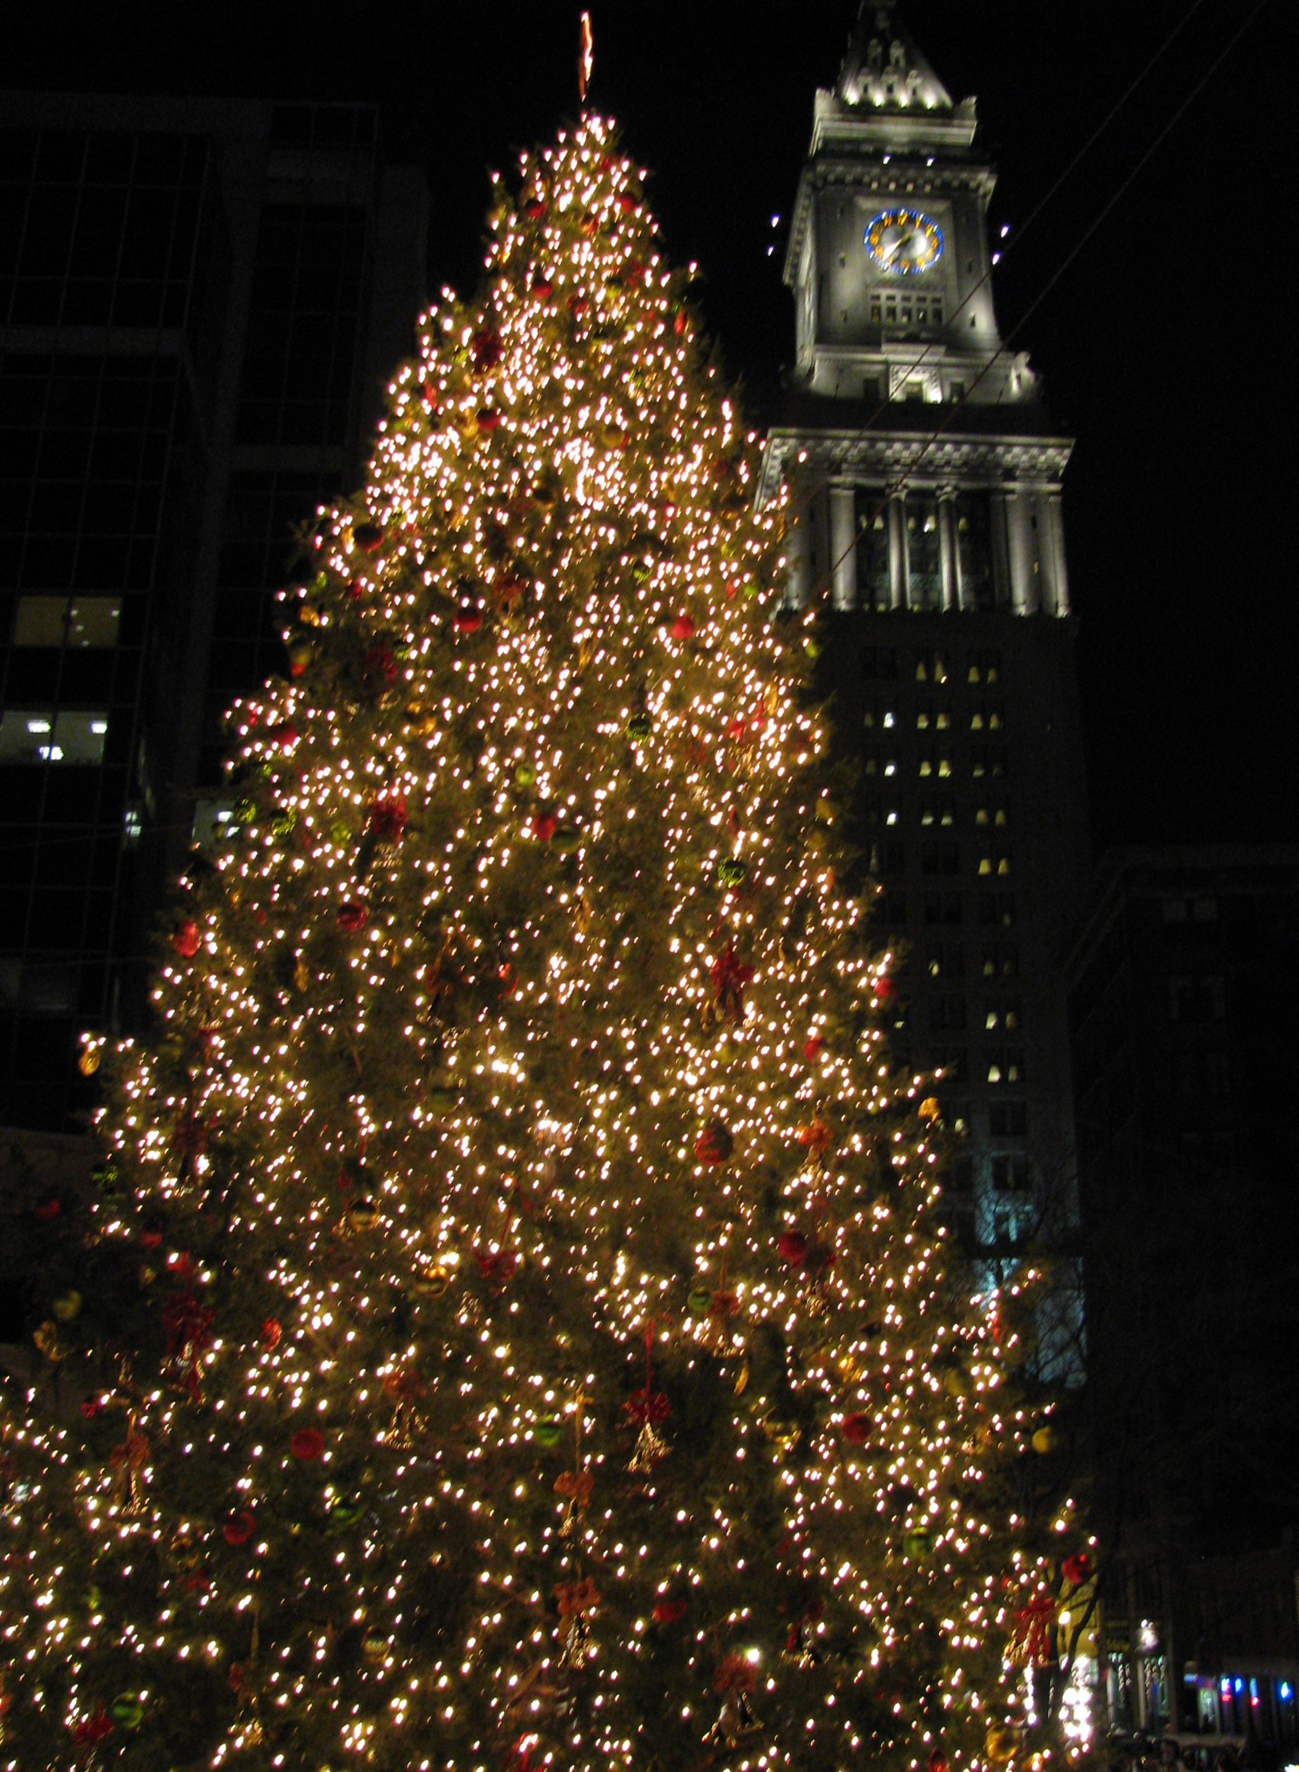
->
989;490;1011;610
1045;492;1070;616
783;500;812;609
887;493;908;609
938;490;958;612
1005;486;1036;614
829;481;857;611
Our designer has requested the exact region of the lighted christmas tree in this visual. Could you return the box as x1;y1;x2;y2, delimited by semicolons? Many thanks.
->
0;117;1090;1772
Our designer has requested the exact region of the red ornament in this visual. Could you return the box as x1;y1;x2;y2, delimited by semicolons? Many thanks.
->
621;1386;671;1427
476;407;502;434
34;1197;61;1222
336;901;369;934
1061;1551;1093;1586
710;942;754;1022
362;643;398;688
474;1247;519;1289
929;1750;950;1772
523;197;545;219
71;1707;114;1746
670;613;696;641
368;794;407;843
531;812;558;843
801;1034;823;1062
652;1597;688;1625
223;1510;255;1547
531;272;553;298
140;1230;163;1250
353;522;384;554
693;1118;734;1166
420;379;439;410
290;1428;324;1462
874;975;897;1007
673;310;688;338
777;1230;809;1267
454;600;483;634
173;920;201;958
80;1395;104;1419
260;1317;282;1351
471;327;502;371
841;1412;872;1444
618;194;637;215
796;1118;832;1157
268;722;298;750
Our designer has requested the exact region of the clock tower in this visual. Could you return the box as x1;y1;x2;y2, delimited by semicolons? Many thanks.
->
761;5;1088;1347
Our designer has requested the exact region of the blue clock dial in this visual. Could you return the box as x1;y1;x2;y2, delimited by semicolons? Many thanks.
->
865;208;944;275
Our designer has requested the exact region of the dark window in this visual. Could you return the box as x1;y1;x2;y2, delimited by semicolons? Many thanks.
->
991;1155;1032;1193
921;840;960;876
855;489;891;610
860;644;897;681
956;497;997;610
905;497;942;610
926;943;965;979
923;894;962;927
979;894;1016;928
989;1101;1028;1137
928;992;966;1031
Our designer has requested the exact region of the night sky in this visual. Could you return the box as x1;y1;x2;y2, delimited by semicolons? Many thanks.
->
6;0;1290;854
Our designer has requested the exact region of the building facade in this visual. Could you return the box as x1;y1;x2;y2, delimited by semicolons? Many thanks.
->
0;94;427;1131
759;6;1089;1322
1065;846;1299;1746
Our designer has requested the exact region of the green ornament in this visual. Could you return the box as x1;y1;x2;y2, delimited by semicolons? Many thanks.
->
551;824;580;854
92;1161;121;1197
803;635;822;661
625;713;652;743
233;797;258;825
515;762;536;787
717;858;748;888
687;1285;714;1316
903;1528;934;1560
329;820;351;845
269;812;296;839
532;1416;564;1450
286;636;312;673
327;1497;364;1531
110;1693;145;1730
426;1085;459;1115
83;1586;102;1612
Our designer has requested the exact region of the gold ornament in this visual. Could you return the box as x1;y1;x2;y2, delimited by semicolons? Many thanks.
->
1031;1425;1057;1455
918;1096;941;1121
293;956;310;991
985;1725;1020;1764
78;1047;101;1076
33;1320;64;1361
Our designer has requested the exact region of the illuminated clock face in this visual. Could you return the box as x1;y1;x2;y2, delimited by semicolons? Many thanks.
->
865;208;944;275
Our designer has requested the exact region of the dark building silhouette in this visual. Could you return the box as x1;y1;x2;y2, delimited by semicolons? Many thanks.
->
1065;845;1299;1743
0;93;427;1130
758;7;1088;1350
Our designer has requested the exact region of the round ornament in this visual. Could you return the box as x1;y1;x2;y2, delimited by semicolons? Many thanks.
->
110;1693;144;1730
985;1725;1019;1765
286;637;311;676
532;1416;564;1450
903;1528;934;1559
717;859;748;888
411;1260;451;1298
327;1497;364;1530
1031;1425;1057;1456
290;1428;324;1462
223;1510;255;1546
777;1230;809;1266
52;1289;82;1321
1061;1551;1093;1586
670;613;696;641
348;1198;380;1232
625;713;652;743
515;762;536;787
687;1285;714;1316
425;1085;459;1115
336;901;369;934
78;1046;101;1076
173;920;201;958
841;1412;872;1445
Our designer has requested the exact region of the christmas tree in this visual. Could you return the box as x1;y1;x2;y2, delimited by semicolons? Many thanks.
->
0;117;1087;1772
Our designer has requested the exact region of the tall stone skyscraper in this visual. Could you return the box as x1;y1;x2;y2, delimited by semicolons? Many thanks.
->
760;5;1089;1336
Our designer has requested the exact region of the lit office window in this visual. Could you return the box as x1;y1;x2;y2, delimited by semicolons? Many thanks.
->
0;709;108;763
12;595;122;647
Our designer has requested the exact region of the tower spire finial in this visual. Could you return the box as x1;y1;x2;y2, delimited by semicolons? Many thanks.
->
578;12;594;107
